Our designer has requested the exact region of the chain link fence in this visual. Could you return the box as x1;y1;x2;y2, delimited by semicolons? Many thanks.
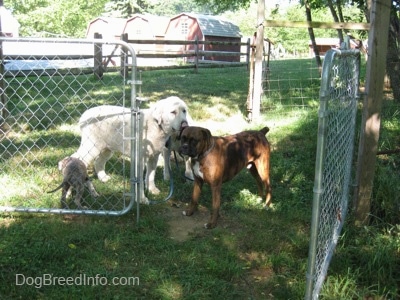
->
305;48;360;299
0;37;141;217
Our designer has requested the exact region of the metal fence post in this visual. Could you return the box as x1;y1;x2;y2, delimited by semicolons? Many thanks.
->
305;50;333;300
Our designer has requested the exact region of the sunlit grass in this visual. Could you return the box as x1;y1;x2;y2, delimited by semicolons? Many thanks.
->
0;61;398;299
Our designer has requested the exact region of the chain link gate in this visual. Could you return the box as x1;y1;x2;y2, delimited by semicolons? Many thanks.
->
305;47;360;299
0;37;141;220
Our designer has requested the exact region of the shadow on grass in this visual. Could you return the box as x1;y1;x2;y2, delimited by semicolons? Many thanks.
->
0;108;318;299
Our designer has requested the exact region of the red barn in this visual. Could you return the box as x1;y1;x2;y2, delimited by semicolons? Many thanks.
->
165;13;242;62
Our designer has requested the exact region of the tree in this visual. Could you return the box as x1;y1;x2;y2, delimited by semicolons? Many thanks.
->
302;0;322;72
386;1;400;102
4;0;108;37
327;0;344;41
103;0;152;18
193;0;253;14
148;0;211;16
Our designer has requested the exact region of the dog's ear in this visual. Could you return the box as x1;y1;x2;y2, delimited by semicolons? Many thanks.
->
152;105;163;125
201;128;212;141
199;128;213;152
177;125;188;141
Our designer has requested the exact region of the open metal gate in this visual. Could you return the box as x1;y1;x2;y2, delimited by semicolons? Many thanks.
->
0;37;141;219
305;47;360;299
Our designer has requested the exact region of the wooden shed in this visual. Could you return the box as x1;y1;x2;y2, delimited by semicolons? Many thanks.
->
123;14;169;53
86;17;126;39
309;38;360;56
165;13;242;62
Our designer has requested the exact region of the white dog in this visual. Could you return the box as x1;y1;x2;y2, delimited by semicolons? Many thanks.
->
72;96;189;203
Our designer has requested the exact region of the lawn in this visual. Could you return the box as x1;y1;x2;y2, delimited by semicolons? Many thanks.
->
0;61;399;299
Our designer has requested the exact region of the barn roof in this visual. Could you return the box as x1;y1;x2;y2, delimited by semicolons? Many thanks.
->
87;17;126;36
125;14;169;36
175;13;242;38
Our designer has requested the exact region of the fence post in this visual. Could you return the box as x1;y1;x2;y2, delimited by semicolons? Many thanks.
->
353;0;391;225
251;0;265;122
120;33;129;78
93;32;103;80
246;38;251;70
194;36;199;73
247;33;256;121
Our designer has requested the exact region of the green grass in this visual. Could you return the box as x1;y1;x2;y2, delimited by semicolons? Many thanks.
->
0;60;399;299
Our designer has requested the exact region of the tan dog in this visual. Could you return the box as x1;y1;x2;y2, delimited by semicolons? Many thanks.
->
179;126;272;229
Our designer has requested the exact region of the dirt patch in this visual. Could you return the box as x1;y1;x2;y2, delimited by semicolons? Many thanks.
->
164;202;212;242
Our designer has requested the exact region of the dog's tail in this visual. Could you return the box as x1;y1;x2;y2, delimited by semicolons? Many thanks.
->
47;183;64;194
260;127;270;135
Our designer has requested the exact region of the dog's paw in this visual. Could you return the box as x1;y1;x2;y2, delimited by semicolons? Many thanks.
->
182;210;193;216
98;173;111;182
139;197;150;205
148;186;161;195
204;223;216;229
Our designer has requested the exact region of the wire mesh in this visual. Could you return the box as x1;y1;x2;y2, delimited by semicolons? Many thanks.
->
262;56;321;111
305;48;360;299
0;37;139;216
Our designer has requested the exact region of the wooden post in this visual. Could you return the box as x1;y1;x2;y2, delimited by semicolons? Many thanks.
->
246;38;251;70
247;33;256;121
353;0;391;226
93;32;103;80
264;39;271;90
194;36;199;73
251;0;265;121
120;33;128;78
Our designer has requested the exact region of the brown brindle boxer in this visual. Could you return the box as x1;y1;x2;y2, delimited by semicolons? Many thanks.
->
179;126;272;229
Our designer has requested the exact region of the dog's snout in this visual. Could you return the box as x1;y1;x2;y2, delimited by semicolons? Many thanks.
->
179;144;188;152
180;121;188;129
179;143;191;156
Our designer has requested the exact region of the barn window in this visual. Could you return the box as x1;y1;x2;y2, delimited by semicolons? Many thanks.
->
181;22;188;35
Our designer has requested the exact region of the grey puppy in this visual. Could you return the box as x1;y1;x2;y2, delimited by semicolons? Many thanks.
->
48;156;99;209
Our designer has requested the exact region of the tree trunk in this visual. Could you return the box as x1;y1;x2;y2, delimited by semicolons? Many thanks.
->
327;0;344;42
305;0;322;73
386;9;400;102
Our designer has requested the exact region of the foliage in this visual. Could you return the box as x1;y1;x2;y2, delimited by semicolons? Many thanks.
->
4;0;108;37
192;0;254;14
147;0;212;17
103;0;152;18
